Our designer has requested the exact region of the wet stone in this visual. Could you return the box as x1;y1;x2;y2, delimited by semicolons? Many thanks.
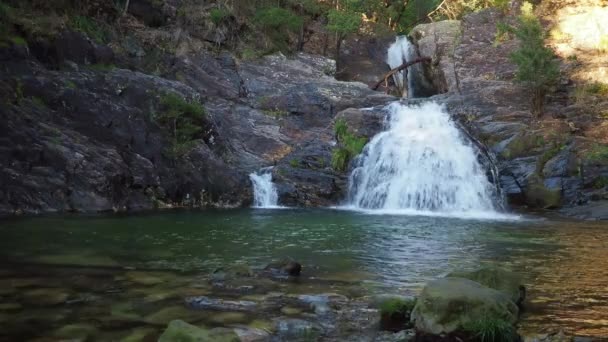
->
119;327;158;342
22;288;70;306
234;327;271;342
209;311;249;325
185;296;258;312
53;323;99;341
0;303;22;311
274;318;323;340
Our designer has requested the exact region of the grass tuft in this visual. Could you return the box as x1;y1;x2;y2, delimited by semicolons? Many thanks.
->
463;317;517;342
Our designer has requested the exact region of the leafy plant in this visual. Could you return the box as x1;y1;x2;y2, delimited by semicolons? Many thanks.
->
331;148;350;172
69;15;106;43
289;159;299;168
463;317;517;342
155;93;206;158
210;7;231;25
254;6;303;52
331;119;368;171
586;144;608;164
505;2;559;117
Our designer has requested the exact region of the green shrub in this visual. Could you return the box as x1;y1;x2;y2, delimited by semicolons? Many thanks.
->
463;317;517;342
69;15;106;43
331;148;350;172
255;7;302;31
506;2;559;117
210;7;230;25
156;93;206;158
254;6;303;52
379;298;416;316
586;144;608;164
289;159;299;168
331;119;368;171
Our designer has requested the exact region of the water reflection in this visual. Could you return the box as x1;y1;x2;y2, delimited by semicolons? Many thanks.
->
0;210;607;336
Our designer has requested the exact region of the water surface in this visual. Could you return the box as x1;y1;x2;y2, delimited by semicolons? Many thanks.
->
1;209;607;339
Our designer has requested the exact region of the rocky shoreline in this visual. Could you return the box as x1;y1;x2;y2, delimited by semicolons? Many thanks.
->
0;258;593;342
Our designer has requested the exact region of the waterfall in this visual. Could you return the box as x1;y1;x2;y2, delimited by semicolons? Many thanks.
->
249;168;280;208
346;102;502;217
386;36;418;98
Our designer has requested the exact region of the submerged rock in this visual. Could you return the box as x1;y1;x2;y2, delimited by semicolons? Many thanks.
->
234;326;271;342
411;277;518;335
273;318;323;340
185;296;258;312
22;288;70;306
158;319;239;342
264;259;302;277
53;323;99;341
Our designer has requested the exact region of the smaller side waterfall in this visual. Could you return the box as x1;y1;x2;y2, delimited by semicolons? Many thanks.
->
249;167;280;208
386;36;417;98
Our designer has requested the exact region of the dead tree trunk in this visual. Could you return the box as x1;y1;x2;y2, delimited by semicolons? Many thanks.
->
372;57;432;91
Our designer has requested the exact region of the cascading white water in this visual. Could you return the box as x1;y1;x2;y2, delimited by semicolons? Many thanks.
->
347;102;500;216
386;36;418;98
249;168;280;208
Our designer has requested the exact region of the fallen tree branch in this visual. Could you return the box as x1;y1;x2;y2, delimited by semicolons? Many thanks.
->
372;57;432;90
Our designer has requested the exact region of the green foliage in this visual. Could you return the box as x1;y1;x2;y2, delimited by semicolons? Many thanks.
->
88;63;116;72
463;317;517;342
210;8;231;25
255;7;302;31
334;118;348;140
30;96;47;109
69;15;106;43
327;9;361;37
574;82;608;103
331;148;350;172
332;118;368;171
289;159;299;168
64;80;76;89
254;6;303;52
586;144;608;164
536;144;564;175
9;35;27;46
506;2;559;116
593;176;608;189
156;93;206;158
379;298;416;316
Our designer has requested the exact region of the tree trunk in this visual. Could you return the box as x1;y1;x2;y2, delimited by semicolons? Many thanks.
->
372;57;432;91
335;34;343;74
532;88;545;118
123;0;130;16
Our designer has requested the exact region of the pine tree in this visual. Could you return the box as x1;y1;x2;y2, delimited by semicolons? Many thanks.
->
508;2;559;117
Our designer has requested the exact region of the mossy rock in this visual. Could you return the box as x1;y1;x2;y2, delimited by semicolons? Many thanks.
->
500;133;542;159
411;277;518;335
524;176;561;209
377;297;415;332
447;266;525;306
158;320;239;342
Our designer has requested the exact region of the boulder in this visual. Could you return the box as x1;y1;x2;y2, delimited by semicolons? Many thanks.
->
158;320;239;342
264;258;302;277
410;277;518;335
447;266;525;306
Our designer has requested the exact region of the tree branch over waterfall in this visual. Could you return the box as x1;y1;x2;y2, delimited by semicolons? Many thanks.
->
372;57;432;91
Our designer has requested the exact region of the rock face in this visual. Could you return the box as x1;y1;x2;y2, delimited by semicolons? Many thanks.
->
411;277;519;335
0;24;394;214
410;7;608;217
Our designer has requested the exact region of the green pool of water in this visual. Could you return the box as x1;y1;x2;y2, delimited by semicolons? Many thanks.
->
1;209;607;339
